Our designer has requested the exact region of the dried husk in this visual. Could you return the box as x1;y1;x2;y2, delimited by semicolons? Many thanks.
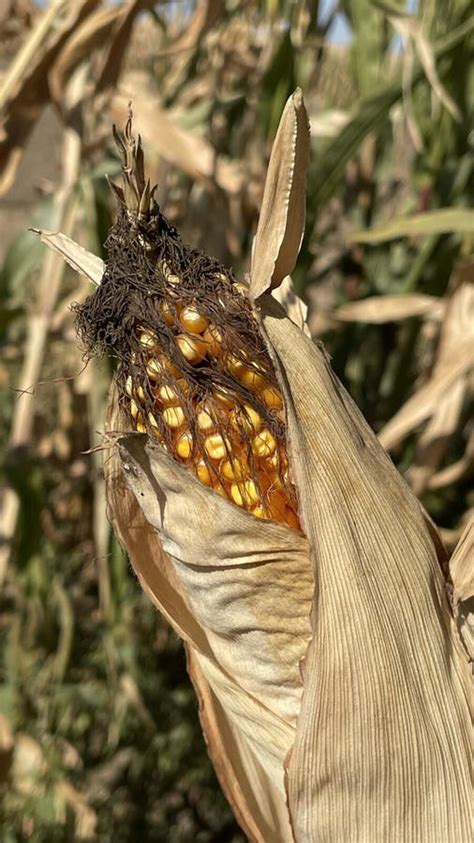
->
255;296;472;841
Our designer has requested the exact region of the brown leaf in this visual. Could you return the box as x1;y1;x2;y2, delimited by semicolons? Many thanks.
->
250;89;310;299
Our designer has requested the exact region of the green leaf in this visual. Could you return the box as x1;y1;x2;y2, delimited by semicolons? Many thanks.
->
309;16;474;209
350;208;474;243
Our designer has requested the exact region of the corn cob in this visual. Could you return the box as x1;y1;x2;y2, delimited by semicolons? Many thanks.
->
74;116;300;532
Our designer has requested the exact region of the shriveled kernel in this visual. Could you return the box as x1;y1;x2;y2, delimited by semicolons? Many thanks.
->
212;483;228;499
220;457;247;482
240;365;267;391
158;384;179;405
146;358;163;381
176;430;193;460
197;410;215;432
130;399;139;419
125;375;133;396
139;329;158;350
231;404;261;434
177;334;207;364
196;459;212;485
162;406;185;428
204;433;230;460
179;305;209;334
252;428;277;458
136;420;146;433
260;384;283;409
160;300;175;326
148;412;159;428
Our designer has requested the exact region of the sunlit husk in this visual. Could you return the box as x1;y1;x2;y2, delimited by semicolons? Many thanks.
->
256;294;472;842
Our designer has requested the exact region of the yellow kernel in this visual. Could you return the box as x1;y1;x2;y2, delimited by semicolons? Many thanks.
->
161;356;182;378
176;430;193;460
158;384;179;405
179;305;209;334
130;399;139;419
176;377;190;395
148;412;159;428
225;352;246;377
213;483;228;499
177;334;207;364
146;358;163;381
252;429;276;458
231;404;261;434
196;459;212;485
203;324;222;357
213;387;235;409
220;457;247;482
204;433;230;460
230;480;259;507
125;375;133;396
136;385;145;401
136;421;147;433
162;406;185;428
251;505;266;519
260;384;283;409
139;330;158;350
160;300;175;326
197;410;215;432
240;365;267;391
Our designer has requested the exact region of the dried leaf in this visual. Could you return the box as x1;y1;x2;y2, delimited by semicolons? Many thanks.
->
379;338;474;451
449;515;474;663
48;3;120;105
409;263;474;493
259;295;472;841
30;228;104;285
113;82;243;195
250;89;310;299
0;0;98;194
335;293;445;323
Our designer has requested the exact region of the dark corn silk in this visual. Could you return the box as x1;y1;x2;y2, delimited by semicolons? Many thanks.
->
74;116;300;531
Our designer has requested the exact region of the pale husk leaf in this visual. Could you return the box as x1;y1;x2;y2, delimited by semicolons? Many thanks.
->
257;295;472;842
250;89;310;299
30;228;104;285
105;390;314;842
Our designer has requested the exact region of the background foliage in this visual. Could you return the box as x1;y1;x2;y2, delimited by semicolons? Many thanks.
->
0;1;472;840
